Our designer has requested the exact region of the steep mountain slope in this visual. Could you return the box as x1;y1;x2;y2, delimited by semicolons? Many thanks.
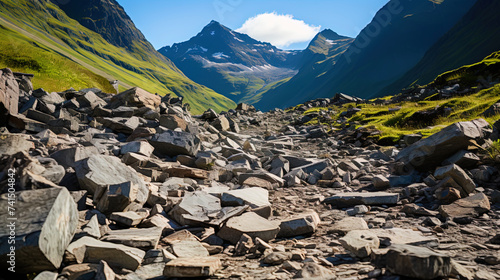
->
0;0;235;113
258;0;477;110
159;21;302;104
256;29;353;111
382;0;500;96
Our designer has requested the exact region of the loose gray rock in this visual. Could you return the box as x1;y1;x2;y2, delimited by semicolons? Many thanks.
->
66;236;145;270
217;212;281;244
376;244;452;279
340;230;380;258
278;211;320;238
324;192;399;208
149;130;201;157
102;227;162;250
75;155;149;213
163;257;221;278
396;119;491;170
0;188;78;273
0;134;34;155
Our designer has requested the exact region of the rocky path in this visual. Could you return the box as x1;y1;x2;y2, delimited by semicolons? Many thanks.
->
0;67;500;280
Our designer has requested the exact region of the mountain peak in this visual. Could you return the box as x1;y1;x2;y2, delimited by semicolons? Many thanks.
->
318;29;348;41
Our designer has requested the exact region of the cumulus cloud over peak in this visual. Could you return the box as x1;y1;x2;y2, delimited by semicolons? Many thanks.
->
236;12;321;49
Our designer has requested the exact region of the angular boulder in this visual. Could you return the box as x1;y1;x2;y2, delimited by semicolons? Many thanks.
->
0;188;78;273
396;119;491;171
159;115;187;131
169;191;221;226
278;211;320;238
375;244;452;279
439;193;490;218
99;117;140;134
50;146;99;168
330;217;369;234
120;141;155;157
66;236;145;270
75;155;149;213
340;230;380;258
149;130;201;157
110;87;161;109
217;212;281;244
434;164;476;196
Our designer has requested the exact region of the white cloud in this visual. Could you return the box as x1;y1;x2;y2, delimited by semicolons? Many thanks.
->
236;12;320;49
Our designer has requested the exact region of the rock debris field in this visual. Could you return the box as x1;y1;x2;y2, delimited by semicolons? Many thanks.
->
1;68;500;280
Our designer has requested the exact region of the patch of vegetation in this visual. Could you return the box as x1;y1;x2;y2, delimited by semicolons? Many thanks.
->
488;140;500;159
302;83;500;145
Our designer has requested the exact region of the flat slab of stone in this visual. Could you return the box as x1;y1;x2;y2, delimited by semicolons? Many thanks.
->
221;187;270;209
330;217;369;234
238;172;285;188
371;228;438;246
66;236;145;270
324;192;399;208
217;212;281;244
109;211;146;227
101;227;163;250
439;193;490;218
171;240;209;258
0;188;78;273
289;160;328;174
120;141;154;157
163;257;221;278
169;191;221;226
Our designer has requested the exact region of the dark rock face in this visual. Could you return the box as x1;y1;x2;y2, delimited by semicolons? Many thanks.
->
51;0;151;50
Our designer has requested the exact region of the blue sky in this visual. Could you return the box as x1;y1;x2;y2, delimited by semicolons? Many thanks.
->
118;0;389;50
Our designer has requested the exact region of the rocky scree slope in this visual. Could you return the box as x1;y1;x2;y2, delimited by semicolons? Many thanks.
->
1;68;500;279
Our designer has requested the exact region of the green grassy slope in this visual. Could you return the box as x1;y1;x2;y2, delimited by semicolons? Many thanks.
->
382;0;500;96
298;51;500;144
0;23;115;92
0;0;235;113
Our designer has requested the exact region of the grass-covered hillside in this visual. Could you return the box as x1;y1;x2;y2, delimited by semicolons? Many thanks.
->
0;0;235;114
294;51;500;145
